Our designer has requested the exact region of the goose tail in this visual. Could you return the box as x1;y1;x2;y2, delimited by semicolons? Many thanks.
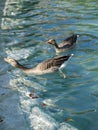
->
59;53;74;69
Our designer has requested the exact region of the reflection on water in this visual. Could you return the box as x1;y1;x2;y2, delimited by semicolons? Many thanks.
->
0;0;98;130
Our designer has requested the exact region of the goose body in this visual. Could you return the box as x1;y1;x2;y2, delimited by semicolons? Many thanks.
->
4;54;73;77
47;34;79;53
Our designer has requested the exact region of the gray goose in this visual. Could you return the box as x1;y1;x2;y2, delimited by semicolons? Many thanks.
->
4;54;73;78
47;34;79;53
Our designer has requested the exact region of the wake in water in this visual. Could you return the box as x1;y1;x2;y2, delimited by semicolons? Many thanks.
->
10;76;78;130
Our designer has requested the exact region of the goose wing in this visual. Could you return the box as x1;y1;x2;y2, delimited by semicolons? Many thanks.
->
59;34;78;47
37;55;71;70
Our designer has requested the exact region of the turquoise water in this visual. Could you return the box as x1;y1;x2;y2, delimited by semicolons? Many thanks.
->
0;0;98;130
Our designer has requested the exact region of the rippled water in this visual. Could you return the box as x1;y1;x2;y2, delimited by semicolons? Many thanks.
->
0;0;98;130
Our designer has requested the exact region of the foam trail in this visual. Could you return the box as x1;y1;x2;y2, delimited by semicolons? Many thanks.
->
13;77;78;130
29;107;78;130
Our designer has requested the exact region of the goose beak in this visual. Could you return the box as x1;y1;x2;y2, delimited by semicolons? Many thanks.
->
4;57;11;63
46;40;51;44
4;57;9;62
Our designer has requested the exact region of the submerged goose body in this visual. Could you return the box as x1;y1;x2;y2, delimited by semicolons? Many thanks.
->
47;34;79;53
4;54;73;77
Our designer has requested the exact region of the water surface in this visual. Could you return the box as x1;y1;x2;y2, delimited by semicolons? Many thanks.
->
0;0;98;130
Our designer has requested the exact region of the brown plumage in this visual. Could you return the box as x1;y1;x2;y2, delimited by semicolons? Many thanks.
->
47;34;79;53
37;55;71;70
4;54;73;77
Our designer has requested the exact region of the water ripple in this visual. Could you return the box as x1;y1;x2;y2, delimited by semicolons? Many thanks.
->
1;0;98;130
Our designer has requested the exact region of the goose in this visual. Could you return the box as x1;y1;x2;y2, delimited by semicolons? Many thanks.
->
4;54;73;78
47;34;79;53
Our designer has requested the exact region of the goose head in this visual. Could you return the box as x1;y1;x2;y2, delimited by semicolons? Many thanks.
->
4;58;18;67
47;39;56;45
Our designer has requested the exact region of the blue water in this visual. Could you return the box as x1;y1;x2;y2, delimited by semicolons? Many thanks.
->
0;0;98;130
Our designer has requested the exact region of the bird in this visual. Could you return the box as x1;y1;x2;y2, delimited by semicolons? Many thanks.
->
4;54;73;78
47;34;79;53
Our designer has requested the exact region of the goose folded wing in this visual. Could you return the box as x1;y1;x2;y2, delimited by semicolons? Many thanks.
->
36;56;70;70
59;34;77;47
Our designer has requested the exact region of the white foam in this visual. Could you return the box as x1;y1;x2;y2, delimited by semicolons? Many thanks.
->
29;107;57;130
71;53;74;56
29;107;78;130
9;77;78;130
5;48;32;60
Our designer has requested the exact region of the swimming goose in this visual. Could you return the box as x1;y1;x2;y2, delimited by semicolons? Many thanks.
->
47;34;79;53
4;54;73;78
